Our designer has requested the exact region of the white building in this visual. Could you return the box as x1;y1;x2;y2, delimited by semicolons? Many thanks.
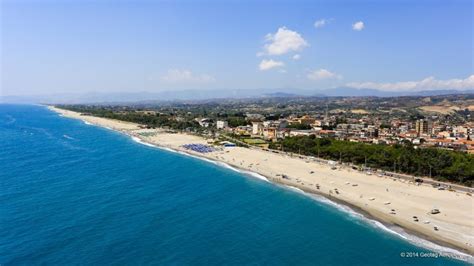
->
216;120;228;129
252;122;263;135
198;118;211;128
289;130;315;137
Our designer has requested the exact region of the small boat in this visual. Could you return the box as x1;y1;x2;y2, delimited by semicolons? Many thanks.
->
384;201;391;205
423;220;430;224
430;209;440;214
369;197;375;201
352;184;358;187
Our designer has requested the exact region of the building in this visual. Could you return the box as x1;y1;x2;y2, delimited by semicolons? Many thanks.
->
263;120;287;129
367;126;379;138
216;120;228;129
298;115;316;125
276;128;291;139
415;119;431;136
290;129;315;137
263;127;277;140
252;121;263;135
198;118;212;128
232;125;252;135
453;126;468;138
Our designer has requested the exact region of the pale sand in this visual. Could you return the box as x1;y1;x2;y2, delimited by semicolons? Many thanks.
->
49;106;474;256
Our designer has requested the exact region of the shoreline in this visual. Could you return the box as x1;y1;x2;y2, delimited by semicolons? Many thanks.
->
47;106;474;262
117;134;474;262
128;132;471;257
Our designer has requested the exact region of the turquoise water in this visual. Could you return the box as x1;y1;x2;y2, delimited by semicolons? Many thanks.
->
0;104;469;265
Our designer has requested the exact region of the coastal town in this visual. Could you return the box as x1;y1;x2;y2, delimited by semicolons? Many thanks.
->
207;113;474;154
61;94;474;153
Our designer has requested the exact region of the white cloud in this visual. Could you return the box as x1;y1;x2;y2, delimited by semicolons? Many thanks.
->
292;54;301;60
262;27;309;55
352;21;364;31
259;59;285;71
160;69;215;83
314;18;334;29
346;75;474;91
307;69;342;80
314;19;327;28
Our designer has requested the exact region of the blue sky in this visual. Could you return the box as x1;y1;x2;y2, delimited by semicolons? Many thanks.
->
1;0;473;96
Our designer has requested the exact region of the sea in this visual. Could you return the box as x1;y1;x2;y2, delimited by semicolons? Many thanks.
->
0;104;471;265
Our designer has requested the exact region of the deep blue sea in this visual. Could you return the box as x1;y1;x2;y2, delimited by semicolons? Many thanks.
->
0;104;470;265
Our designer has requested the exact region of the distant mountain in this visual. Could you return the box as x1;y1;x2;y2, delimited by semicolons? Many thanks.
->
318;87;474;97
1;89;309;104
319;87;394;97
262;92;302;98
409;90;474;96
1;88;472;104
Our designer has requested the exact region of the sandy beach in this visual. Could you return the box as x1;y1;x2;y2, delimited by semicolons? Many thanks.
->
49;106;474;257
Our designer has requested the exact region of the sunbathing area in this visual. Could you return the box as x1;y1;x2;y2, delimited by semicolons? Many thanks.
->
182;143;215;153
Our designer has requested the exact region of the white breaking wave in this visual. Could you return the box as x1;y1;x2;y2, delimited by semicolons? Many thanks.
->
84;121;93;125
246;172;270;182
131;136;160;149
216;161;269;182
286;185;306;194
63;134;75;140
